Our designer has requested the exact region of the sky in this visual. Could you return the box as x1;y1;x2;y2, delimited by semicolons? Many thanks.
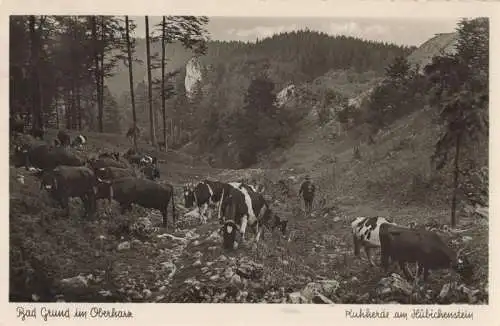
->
130;16;459;47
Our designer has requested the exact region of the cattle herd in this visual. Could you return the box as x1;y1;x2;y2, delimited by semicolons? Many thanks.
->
10;122;476;286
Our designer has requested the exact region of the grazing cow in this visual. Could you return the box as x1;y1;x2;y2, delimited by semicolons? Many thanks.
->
57;130;71;147
95;166;136;181
12;143;84;171
140;164;160;181
126;126;140;142
95;177;176;228
220;183;286;250
10;113;24;135
183;180;235;223
379;223;473;282
351;216;473;282
39;165;103;218
123;149;155;168
71;134;87;149
98;151;121;161
87;157;129;171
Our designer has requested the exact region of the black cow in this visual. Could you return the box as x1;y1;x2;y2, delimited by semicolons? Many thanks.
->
140;165;160;181
71;134;87;149
13;143;84;171
98;151;121;161
10;113;24;135
57;130;71;147
39;165;103;218
379;223;473;282
126;126;140;142
95;177;176;228
183;180;236;223
87;157;129;171
220;183;287;250
95;166;136;181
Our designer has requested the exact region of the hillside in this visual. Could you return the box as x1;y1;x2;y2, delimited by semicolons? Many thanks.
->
9;22;488;305
108;31;413;136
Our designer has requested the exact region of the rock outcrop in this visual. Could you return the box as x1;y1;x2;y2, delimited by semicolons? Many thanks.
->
185;57;203;99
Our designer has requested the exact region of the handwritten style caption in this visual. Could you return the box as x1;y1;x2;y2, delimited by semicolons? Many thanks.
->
16;306;134;322
345;307;474;320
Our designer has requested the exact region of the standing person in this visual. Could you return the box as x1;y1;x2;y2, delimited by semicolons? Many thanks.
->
299;175;315;215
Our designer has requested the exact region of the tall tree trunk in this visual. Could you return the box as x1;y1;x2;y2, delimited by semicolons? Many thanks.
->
451;132;462;227
65;91;71;129
29;15;41;130
98;16;105;132
125;15;138;149
92;16;101;133
161;16;168;152
145;16;156;147
76;84;82;130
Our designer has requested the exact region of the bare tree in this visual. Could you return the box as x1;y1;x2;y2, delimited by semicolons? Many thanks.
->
145;16;156;147
125;16;138;149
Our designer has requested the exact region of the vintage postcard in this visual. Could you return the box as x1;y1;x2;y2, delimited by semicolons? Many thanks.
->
1;0;498;325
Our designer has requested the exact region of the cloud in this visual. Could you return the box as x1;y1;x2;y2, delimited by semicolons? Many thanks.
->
226;24;301;39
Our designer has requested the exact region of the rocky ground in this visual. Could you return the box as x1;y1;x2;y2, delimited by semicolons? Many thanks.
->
9;159;488;304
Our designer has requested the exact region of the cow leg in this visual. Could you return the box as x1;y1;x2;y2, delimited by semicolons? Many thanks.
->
207;206;213;220
399;261;412;280
199;204;208;224
120;203;132;214
364;247;375;267
353;235;361;257
414;262;420;287
240;215;248;242
381;250;390;272
61;197;70;217
422;266;429;282
254;223;263;242
162;207;168;228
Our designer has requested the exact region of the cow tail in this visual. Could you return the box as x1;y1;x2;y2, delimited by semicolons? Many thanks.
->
171;187;176;226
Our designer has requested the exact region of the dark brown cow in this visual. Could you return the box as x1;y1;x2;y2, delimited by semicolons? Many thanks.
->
379;223;474;282
57;130;71;147
39;165;104;218
87;157;129;171
95;166;136;180
95;177;176;229
12;143;84;171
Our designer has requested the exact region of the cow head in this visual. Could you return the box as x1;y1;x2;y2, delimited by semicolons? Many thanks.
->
220;220;241;250
94;177;114;201
12;145;28;168
183;183;196;208
452;249;474;282
271;213;288;236
142;165;160;180
40;173;57;192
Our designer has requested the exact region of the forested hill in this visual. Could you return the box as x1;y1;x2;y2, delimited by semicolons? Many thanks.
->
107;30;415;99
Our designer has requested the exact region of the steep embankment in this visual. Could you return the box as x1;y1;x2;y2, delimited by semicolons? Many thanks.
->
9;128;488;304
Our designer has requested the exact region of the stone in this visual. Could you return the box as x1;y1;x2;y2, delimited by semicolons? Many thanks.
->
288;291;307;304
117;241;130;251
312;293;334;304
230;274;242;285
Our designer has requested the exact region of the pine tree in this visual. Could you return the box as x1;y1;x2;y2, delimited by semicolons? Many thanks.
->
425;18;488;227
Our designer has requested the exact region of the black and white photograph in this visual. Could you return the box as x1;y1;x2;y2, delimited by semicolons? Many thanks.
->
8;11;489;307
